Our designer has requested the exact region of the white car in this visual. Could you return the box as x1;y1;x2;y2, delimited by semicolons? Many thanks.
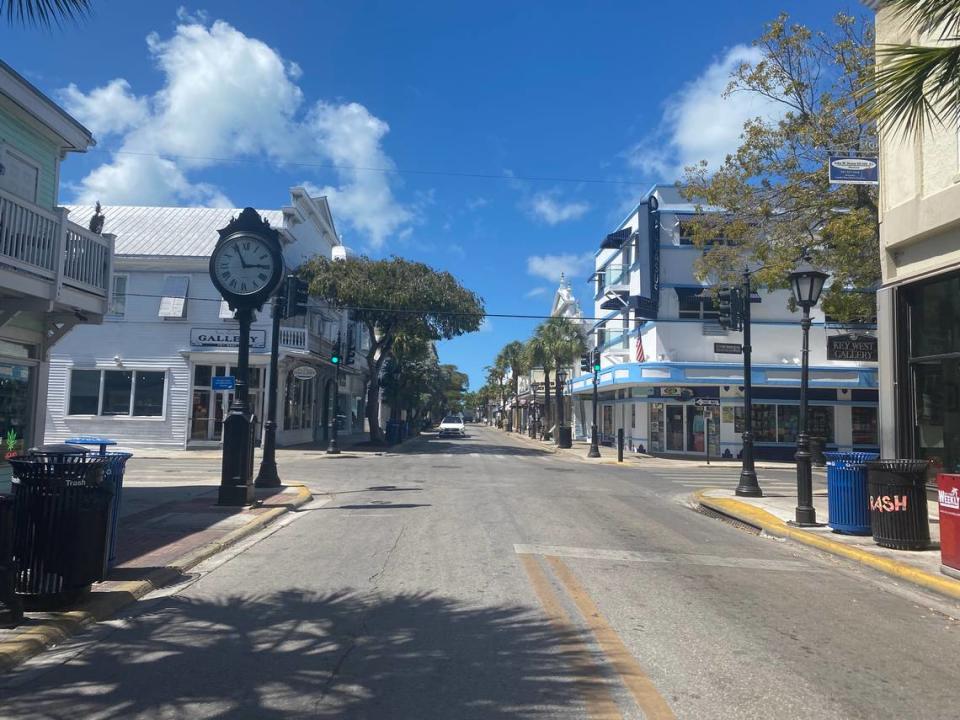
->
438;415;466;437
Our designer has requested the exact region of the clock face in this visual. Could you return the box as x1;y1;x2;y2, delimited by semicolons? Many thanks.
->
212;235;278;296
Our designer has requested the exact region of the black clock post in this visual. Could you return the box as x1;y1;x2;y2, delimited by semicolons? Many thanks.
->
209;208;285;506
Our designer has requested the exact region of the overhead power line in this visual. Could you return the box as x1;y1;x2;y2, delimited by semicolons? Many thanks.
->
90;148;648;187
120;291;614;322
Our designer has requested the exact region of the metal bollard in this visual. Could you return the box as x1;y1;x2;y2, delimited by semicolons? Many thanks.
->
617;429;624;463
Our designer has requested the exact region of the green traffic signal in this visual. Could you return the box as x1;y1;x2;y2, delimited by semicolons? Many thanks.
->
331;355;339;365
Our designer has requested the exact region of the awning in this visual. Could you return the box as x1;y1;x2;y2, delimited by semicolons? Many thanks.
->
600;228;631;250
600;290;630;310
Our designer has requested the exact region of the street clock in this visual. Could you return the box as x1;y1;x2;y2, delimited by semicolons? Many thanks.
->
209;208;285;311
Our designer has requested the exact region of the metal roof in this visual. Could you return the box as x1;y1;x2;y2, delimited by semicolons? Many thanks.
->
64;205;284;257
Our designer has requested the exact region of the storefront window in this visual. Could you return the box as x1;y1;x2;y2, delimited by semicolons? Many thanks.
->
777;406;799;443
909;275;960;357
808;407;835;443
0;362;31;460
649;403;663;452
284;370;315;431
734;404;776;441
913;358;960;471
69;369;165;417
852;406;878;445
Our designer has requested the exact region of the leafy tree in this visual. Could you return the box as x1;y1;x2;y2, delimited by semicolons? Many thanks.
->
681;13;879;323
302;255;484;442
538;317;587;431
496;340;526;431
867;0;960;137
1;0;90;26
524;334;551;438
484;363;507;428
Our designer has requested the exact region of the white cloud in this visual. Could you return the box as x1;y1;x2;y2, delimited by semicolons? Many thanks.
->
526;252;594;283
60;79;149;137
627;44;783;181
526;190;590;225
467;196;488;210
61;16;411;247
524;287;547;298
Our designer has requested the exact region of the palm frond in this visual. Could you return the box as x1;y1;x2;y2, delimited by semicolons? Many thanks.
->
866;41;960;137
886;0;960;40
0;0;90;27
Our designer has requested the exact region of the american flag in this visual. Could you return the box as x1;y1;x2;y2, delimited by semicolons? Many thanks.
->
635;332;645;363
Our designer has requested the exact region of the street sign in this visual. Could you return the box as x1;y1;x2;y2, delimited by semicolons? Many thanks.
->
827;334;878;361
212;376;236;390
293;365;318;381
714;342;743;355
828;154;879;185
694;398;720;407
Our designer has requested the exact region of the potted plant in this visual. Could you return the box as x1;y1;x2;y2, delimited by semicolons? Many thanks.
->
4;429;20;460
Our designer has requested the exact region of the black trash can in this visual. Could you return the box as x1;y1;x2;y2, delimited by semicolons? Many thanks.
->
557;426;573;449
866;459;931;550
0;495;23;627
8;446;112;609
809;437;827;467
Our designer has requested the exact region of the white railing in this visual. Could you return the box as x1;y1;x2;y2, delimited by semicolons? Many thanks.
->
0;187;60;277
0;188;112;296
279;326;307;350
63;221;112;293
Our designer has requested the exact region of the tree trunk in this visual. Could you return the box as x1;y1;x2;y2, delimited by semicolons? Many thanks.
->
543;369;552;440
555;361;564;434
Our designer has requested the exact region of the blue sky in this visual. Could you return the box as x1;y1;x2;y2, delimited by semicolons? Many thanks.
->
1;0;865;389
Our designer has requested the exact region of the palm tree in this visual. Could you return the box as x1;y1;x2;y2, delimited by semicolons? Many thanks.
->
538;317;587;443
1;0;90;26
484;363;507;429
498;341;526;432
524;335;550;439
868;0;960;136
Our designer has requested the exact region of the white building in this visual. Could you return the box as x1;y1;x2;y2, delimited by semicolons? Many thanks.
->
43;189;370;449
570;185;880;460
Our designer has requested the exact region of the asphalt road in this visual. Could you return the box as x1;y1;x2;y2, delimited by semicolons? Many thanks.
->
2;425;959;719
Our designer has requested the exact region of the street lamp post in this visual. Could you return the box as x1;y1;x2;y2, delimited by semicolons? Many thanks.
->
788;259;829;527
588;349;600;458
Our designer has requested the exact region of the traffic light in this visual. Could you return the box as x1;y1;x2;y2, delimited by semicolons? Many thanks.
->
345;325;357;365
717;286;733;329
592;348;601;373
283;275;309;318
730;287;743;332
330;333;341;366
580;353;590;372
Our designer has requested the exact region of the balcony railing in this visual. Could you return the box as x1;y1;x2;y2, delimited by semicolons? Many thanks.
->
0;188;112;297
278;325;336;358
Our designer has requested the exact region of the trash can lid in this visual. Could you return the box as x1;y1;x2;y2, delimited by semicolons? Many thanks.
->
866;459;930;472
65;436;117;446
28;443;90;454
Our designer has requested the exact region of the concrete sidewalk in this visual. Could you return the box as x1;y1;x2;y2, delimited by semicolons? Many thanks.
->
694;486;960;603
0;480;312;672
494;424;825;473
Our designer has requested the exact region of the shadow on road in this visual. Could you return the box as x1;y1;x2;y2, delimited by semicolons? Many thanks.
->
2;589;597;719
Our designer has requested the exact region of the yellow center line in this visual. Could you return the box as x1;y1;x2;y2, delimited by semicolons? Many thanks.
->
545;554;678;720
517;553;623;720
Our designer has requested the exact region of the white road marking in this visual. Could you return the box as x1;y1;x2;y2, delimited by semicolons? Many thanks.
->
514;543;821;572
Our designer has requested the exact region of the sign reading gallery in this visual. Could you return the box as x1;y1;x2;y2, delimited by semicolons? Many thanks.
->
190;327;267;350
827;334;878;362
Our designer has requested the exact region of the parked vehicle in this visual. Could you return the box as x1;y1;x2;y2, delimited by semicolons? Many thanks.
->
438;415;466;438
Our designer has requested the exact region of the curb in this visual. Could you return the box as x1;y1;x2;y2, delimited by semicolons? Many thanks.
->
0;484;313;674
693;489;960;603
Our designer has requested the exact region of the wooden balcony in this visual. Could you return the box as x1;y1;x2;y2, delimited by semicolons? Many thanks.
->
0;188;114;316
278;325;335;358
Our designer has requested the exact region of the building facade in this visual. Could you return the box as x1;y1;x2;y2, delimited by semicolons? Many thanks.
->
1;60;113;476
43;190;370;449
569;185;880;460
871;4;960;477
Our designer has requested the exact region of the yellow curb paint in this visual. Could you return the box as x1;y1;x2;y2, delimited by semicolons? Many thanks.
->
693;490;960;603
517;554;622;719
545;555;677;720
0;484;313;674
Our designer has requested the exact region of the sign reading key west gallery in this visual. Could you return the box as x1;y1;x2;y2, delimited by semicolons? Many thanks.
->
827;334;878;362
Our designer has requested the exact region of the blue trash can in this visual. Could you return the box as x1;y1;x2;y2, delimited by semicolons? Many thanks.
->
385;421;400;445
825;451;879;535
66;438;131;568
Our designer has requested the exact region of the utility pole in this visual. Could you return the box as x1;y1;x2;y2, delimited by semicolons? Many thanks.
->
587;347;601;458
735;269;762;497
327;333;342;455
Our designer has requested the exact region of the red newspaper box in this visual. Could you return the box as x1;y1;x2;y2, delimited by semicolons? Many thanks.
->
937;473;960;576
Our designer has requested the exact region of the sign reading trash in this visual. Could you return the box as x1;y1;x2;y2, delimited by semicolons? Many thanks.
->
828;154;879;185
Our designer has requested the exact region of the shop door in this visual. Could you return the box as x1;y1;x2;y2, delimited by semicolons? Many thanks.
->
686;405;706;453
649;403;664;452
666;406;684;451
191;364;263;443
